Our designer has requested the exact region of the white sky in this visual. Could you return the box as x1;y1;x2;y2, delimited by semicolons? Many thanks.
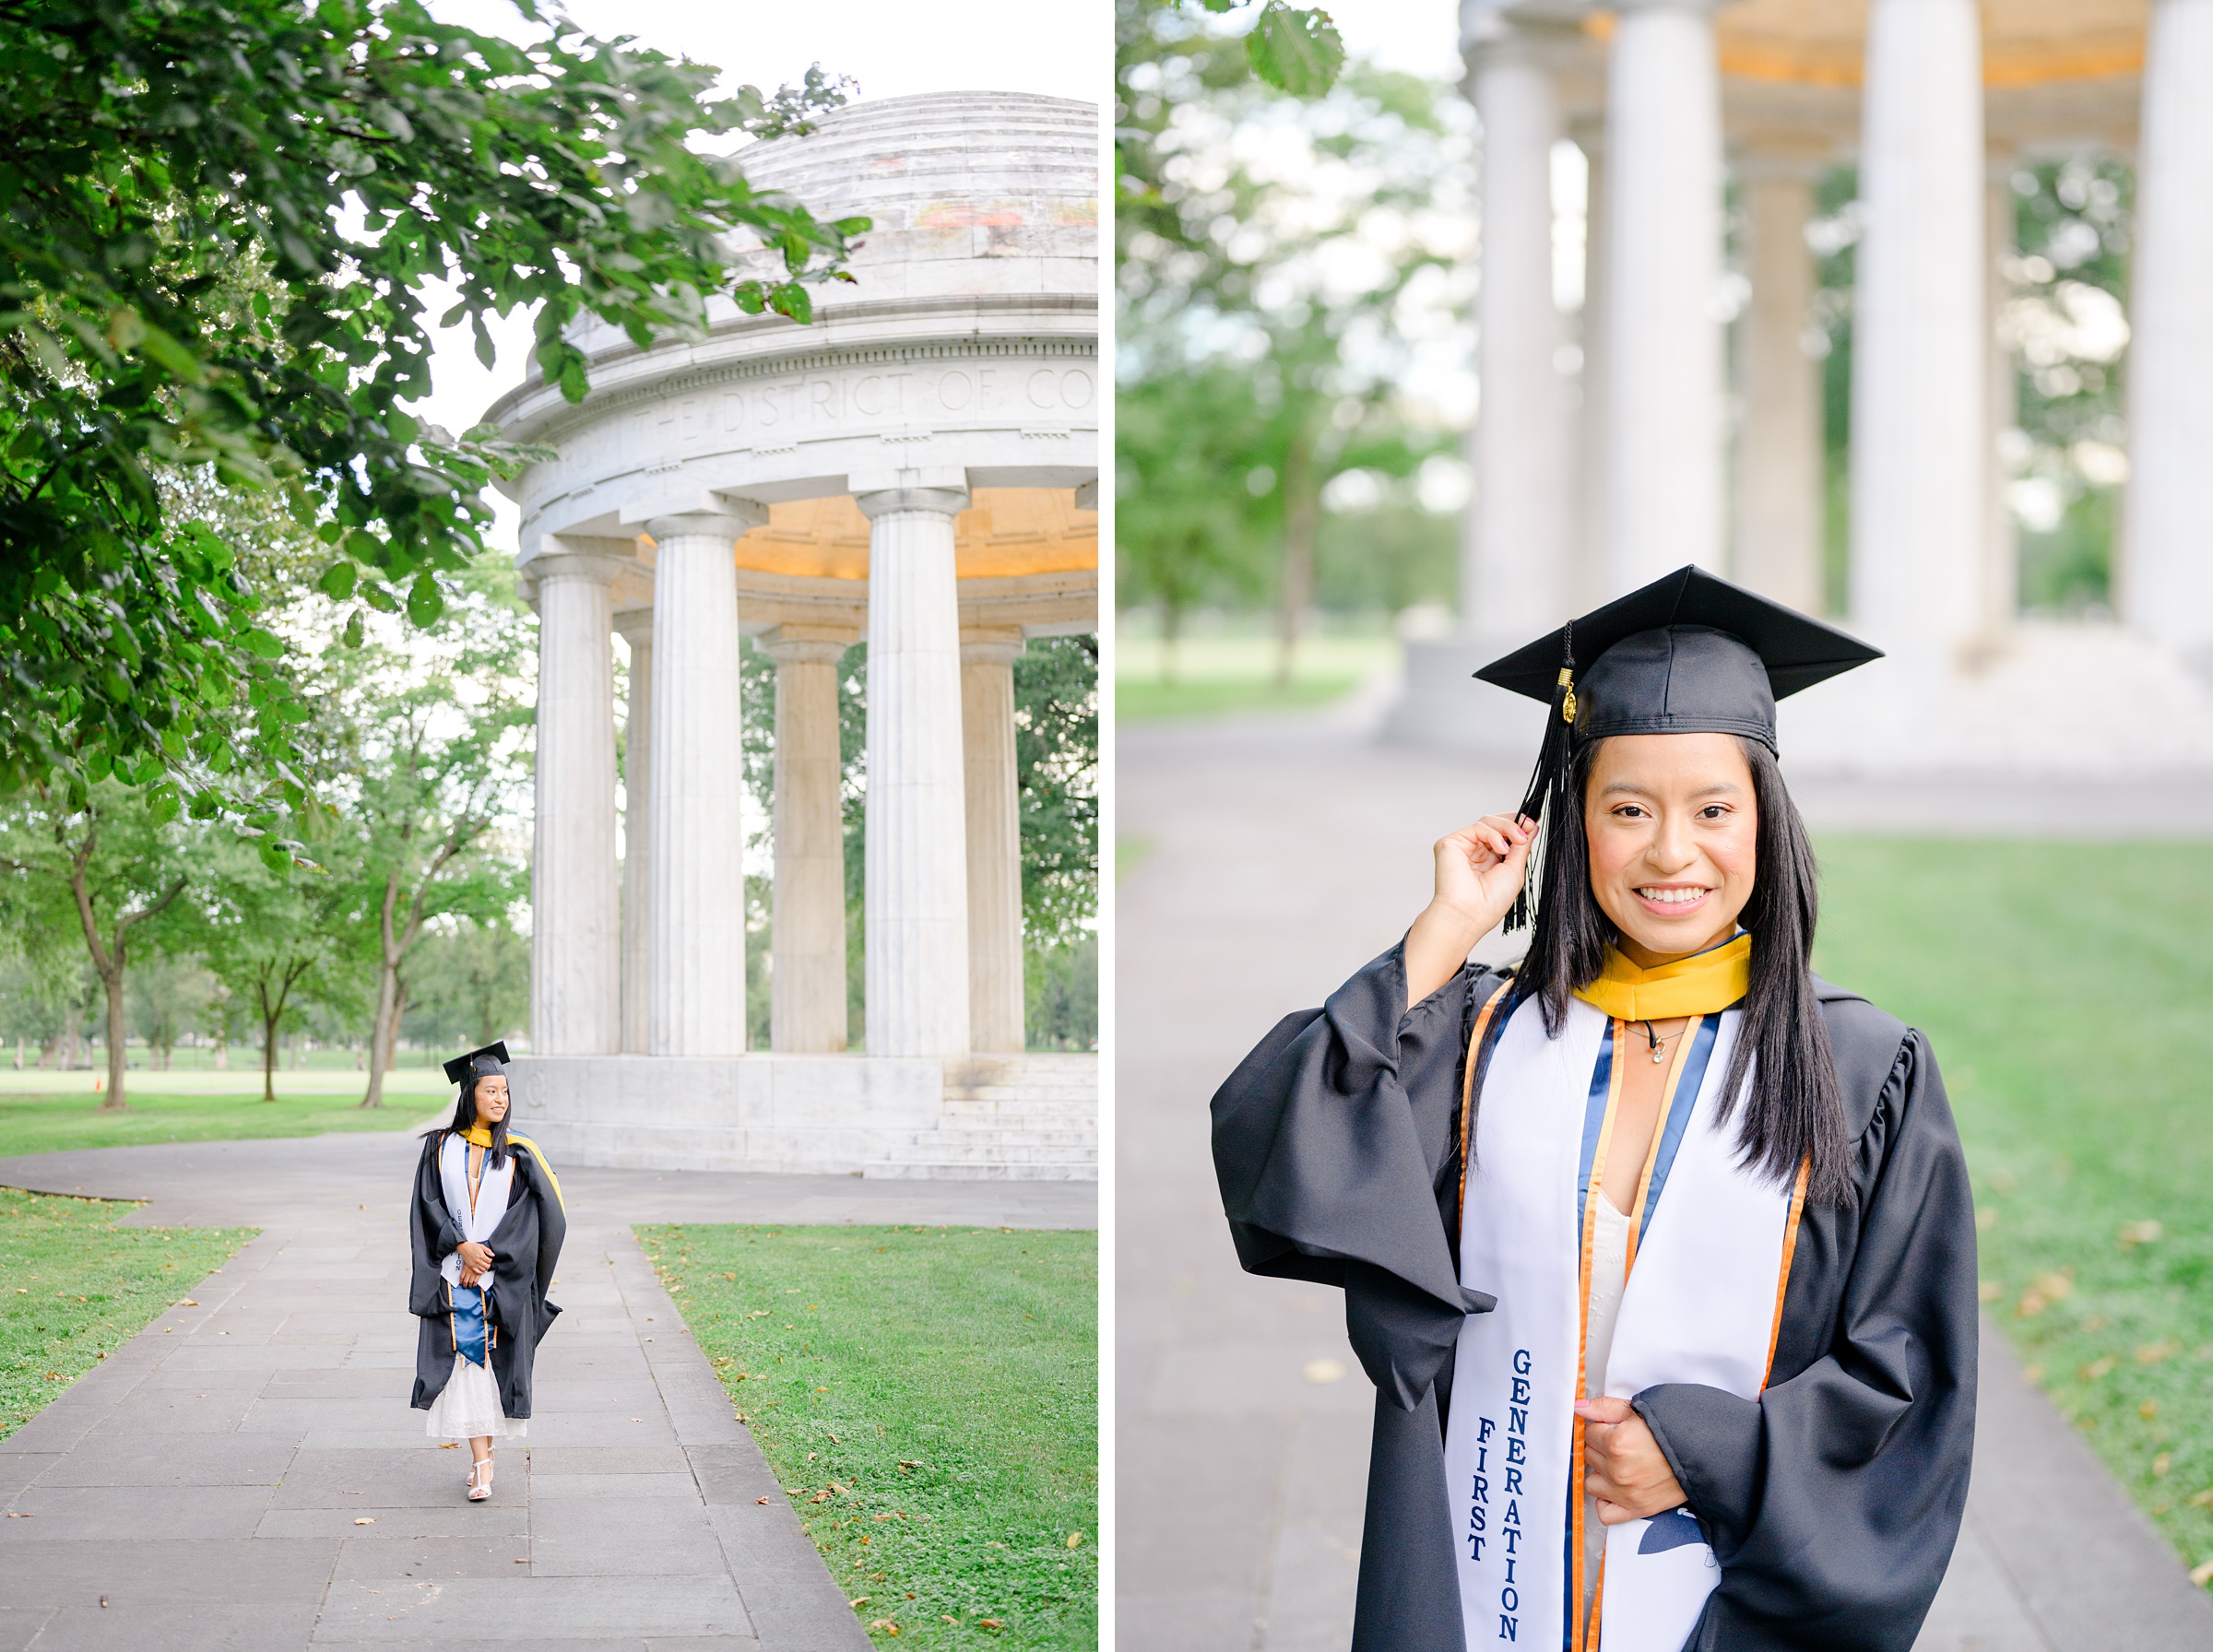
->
408;0;1109;549
1330;0;1462;80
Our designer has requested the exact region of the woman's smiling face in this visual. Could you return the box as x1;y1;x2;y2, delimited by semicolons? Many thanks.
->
1583;732;1758;966
474;1075;510;1124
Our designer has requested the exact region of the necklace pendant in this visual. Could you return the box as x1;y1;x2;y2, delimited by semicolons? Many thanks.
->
1651;1045;1666;1065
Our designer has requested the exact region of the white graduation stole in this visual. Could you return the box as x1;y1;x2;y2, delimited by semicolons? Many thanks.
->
1442;996;1807;1652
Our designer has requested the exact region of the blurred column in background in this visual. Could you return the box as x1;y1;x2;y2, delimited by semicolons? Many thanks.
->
1735;148;1827;616
1461;6;1574;645
763;627;855;1054
616;607;653;1054
1604;0;1726;591
1849;0;1986;660
1985;153;2022;645
1572;116;1611;617
529;549;623;1056
961;629;1028;1055
2123;0;2213;671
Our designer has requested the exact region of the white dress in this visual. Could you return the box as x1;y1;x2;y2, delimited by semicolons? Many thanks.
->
424;1135;527;1440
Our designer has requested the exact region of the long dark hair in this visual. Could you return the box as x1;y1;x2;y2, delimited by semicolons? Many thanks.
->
1515;735;1853;1205
447;1067;511;1170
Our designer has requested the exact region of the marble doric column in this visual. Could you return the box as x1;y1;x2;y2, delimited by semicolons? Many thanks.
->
1462;14;1573;641
528;550;622;1056
615;608;653;1054
1849;0;1986;658
1736;152;1827;615
854;482;972;1057
2123;0;2213;664
1572;120;1611;616
960;628;1026;1054
644;506;763;1056
760;626;854;1053
1986;157;2022;640
1604;0;1726;590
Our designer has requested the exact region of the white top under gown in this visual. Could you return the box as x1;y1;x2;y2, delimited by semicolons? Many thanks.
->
1580;1194;1633;1632
425;1134;526;1438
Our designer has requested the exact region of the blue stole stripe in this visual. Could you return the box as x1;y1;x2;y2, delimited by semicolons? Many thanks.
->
1638;1013;1721;1238
1574;1024;1616;1239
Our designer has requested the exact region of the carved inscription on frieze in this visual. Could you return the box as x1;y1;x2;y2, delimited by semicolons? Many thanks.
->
573;359;1097;477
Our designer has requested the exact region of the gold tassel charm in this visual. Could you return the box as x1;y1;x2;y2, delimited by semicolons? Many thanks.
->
1558;667;1577;724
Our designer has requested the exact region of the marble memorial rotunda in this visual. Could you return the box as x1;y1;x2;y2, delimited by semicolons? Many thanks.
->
1392;0;2213;776
484;91;1099;1178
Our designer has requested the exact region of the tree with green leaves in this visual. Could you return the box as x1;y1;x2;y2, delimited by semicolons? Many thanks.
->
319;560;530;1106
195;829;347;1102
0;0;864;832
1118;12;1464;679
0;783;193;1107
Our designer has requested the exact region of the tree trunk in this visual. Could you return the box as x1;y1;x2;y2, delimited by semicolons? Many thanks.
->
261;1010;280;1103
1276;433;1319;691
1162;601;1183;688
101;966;127;1110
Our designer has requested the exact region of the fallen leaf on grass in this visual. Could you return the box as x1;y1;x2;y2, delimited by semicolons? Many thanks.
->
1068;1531;1083;1549
2190;1558;2213;1589
2155;1453;2172;1478
2119;1220;2164;1246
2191;1488;2213;1509
1977;1282;2003;1304
2081;1358;2117;1382
868;1621;900;1635
2137;1339;2183;1364
2142;1399;2161;1420
978;1621;1002;1631
178;1300;199;1307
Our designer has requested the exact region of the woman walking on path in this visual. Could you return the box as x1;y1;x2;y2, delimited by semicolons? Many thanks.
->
408;1043;566;1502
1213;568;1978;1652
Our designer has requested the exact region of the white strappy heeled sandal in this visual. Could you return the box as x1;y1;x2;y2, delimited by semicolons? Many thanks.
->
467;1457;493;1502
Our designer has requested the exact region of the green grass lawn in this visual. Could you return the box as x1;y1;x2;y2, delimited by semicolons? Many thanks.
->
1117;632;1399;724
0;1186;254;1441
1814;838;2213;1580
0;1090;432;1159
640;1224;1096;1648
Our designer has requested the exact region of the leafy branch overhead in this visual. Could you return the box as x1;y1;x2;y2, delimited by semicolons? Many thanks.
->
0;0;865;815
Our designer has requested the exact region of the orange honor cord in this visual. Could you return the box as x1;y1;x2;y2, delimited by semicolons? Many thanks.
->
1762;1160;1812;1388
1454;978;1519;1231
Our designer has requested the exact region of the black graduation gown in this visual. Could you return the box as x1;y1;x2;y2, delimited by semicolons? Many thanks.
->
408;1131;567;1421
1212;943;1978;1652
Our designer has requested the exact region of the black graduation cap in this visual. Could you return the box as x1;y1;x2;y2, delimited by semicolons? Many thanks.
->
442;1042;510;1086
1474;566;1881;927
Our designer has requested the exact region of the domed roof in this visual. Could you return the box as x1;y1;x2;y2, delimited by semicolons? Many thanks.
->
734;91;1097;301
741;91;1096;224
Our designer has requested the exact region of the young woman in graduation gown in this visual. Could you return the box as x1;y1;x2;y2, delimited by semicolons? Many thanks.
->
1213;568;1977;1652
408;1044;566;1501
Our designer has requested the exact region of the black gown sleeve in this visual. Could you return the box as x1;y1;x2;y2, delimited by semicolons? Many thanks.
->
406;1134;461;1317
1633;1023;1979;1652
1213;941;1503;1652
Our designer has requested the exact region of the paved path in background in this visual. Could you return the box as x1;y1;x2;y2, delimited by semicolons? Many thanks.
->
0;1131;1093;1652
1118;709;2213;1652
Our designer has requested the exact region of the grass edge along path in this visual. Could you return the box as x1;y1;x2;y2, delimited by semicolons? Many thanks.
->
0;1090;426;1160
1813;837;2213;1589
0;1186;255;1442
641;1222;1097;1649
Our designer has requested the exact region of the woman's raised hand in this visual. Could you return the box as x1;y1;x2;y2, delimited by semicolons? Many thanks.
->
1403;813;1534;1009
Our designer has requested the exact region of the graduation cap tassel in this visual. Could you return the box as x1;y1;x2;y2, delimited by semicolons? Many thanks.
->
1503;625;1576;934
